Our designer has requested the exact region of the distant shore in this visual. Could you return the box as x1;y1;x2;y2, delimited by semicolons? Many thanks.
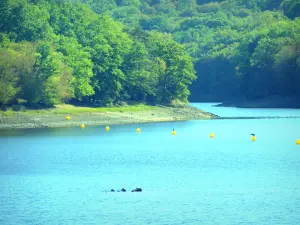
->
0;104;218;129
214;96;300;108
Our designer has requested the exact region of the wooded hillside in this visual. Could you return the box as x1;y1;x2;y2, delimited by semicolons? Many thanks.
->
1;0;299;107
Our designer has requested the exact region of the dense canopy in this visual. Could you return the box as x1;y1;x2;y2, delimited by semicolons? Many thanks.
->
0;0;299;106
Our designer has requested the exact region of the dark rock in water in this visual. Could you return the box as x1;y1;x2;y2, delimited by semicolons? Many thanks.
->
131;187;142;192
109;188;141;192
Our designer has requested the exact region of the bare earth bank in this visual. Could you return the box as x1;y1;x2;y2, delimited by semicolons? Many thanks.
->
0;106;218;129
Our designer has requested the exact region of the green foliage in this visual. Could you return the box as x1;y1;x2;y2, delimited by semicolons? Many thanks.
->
147;31;196;103
17;2;53;41
0;47;20;104
0;0;198;106
55;36;94;99
0;39;73;106
1;0;299;107
80;0;117;14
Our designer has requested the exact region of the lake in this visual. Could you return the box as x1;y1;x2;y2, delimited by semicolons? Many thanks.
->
0;103;300;225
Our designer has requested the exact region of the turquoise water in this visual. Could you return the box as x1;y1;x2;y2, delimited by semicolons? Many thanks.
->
1;103;300;225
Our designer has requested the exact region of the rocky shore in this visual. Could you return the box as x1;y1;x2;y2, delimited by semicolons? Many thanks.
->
0;105;218;129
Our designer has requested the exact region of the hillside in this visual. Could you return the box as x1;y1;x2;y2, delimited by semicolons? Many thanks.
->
1;0;299;108
84;0;300;105
0;0;196;108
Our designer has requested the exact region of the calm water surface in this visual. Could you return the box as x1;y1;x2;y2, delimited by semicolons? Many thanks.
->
0;103;300;225
190;102;300;117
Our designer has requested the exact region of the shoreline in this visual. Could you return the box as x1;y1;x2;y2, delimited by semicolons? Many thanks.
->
213;116;300;120
0;105;218;130
214;96;300;109
1;103;299;130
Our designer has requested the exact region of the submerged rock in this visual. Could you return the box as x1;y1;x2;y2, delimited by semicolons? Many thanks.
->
131;187;142;192
108;187;142;193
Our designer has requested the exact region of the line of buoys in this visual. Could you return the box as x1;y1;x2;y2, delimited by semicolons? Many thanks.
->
73;124;300;145
63;115;299;144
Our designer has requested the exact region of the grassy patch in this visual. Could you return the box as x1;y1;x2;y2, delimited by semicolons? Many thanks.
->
22;104;157;115
1;110;15;117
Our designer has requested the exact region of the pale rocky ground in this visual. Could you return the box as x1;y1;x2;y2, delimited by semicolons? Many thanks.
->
0;106;217;129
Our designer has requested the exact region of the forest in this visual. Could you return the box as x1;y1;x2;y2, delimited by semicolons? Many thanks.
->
0;0;299;107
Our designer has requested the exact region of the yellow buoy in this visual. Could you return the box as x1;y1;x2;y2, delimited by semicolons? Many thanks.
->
105;126;110;131
136;128;141;132
80;124;85;129
296;139;300;145
172;129;176;135
65;115;71;120
252;136;256;141
210;133;214;138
